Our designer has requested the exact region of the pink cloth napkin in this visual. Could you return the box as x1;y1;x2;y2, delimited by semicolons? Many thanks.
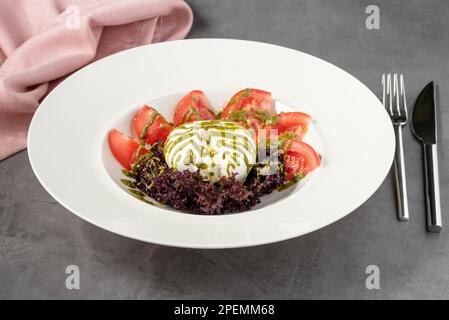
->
0;0;193;160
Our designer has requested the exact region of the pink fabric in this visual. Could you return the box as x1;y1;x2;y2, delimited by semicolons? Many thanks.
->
0;0;193;160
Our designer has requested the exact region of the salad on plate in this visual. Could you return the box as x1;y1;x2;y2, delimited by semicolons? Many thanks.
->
108;89;320;215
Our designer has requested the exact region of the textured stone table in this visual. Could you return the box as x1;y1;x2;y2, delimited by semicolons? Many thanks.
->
1;0;448;299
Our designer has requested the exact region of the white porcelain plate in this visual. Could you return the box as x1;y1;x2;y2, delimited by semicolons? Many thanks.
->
28;39;394;248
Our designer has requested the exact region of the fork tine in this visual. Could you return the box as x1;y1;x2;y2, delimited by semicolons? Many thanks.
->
394;73;400;116
387;73;393;115
400;74;408;120
382;73;407;121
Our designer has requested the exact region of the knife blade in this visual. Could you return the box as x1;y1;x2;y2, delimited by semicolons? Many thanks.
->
411;81;442;232
412;82;437;144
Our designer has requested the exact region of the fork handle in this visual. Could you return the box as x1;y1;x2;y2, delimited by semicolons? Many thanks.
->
423;144;442;232
393;125;409;221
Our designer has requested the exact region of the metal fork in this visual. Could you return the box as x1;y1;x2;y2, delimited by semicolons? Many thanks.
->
382;73;409;221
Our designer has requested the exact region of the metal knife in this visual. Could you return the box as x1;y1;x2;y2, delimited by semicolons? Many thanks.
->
411;81;442;232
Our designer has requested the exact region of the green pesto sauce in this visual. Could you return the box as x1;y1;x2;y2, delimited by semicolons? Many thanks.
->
140;112;158;143
278;172;305;191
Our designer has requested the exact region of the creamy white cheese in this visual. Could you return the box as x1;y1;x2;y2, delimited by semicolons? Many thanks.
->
164;120;257;182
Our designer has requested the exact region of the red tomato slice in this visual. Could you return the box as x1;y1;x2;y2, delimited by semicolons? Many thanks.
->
132;105;173;145
221;88;275;119
173;90;216;126
283;140;320;180
274;112;311;141
108;129;144;170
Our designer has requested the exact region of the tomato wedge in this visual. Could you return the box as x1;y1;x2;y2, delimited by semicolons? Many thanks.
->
274;112;311;141
221;88;275;119
283;140;320;180
108;129;144;170
132;105;172;145
173;90;216;126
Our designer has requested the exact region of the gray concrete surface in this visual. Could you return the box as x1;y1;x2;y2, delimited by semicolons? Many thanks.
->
1;0;449;299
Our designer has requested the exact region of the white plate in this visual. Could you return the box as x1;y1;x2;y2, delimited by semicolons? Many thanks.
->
28;39;394;248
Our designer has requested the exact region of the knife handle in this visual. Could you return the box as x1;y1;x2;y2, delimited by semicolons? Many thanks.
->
423;144;442;232
393;125;409;221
